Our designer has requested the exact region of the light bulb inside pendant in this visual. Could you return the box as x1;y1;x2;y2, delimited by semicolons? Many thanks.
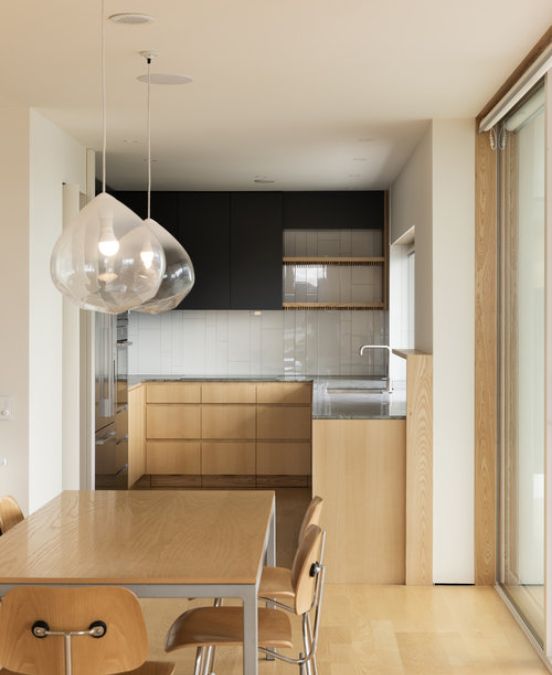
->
98;216;120;257
140;241;155;269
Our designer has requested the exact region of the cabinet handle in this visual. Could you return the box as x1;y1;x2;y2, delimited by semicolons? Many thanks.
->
96;430;117;446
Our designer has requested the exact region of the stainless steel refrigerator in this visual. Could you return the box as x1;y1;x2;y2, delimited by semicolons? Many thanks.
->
94;313;129;489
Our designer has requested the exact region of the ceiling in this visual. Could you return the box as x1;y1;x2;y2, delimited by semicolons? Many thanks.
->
2;1;551;190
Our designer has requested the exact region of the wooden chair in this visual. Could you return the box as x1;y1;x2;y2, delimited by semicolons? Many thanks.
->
0;495;24;534
165;524;325;675
259;495;324;602
0;586;175;675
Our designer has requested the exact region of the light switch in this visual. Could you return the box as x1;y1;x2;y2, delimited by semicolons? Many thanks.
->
0;396;13;421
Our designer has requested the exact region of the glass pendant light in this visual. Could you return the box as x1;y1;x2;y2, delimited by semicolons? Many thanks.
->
50;0;165;314
135;53;195;314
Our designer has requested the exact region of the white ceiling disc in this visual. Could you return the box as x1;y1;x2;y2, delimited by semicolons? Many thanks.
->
137;73;193;85
109;13;154;24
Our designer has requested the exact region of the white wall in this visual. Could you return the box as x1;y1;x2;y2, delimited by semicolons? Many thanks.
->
390;119;475;583
432;119;475;583
0;107;87;514
28;110;87;511
0;107;31;512
390;124;433;352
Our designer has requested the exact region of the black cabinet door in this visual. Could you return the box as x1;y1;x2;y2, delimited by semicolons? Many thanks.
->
230;193;283;309
177;192;231;309
112;190;147;218
283;191;384;229
115;191;180;232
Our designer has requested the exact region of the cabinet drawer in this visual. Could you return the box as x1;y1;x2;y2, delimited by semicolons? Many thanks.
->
256;382;312;405
147;441;201;474
257;405;311;440
202;405;256;440
257;442;311;475
146;382;201;404
202;442;255;475
146;404;201;439
202;382;256;404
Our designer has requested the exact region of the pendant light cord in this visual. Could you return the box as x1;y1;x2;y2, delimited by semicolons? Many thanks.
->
147;57;152;220
101;0;107;193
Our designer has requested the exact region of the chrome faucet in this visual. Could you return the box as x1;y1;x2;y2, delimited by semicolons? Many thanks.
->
359;344;393;394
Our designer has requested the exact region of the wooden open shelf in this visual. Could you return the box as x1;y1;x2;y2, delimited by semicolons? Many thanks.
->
283;256;385;265
283;302;385;310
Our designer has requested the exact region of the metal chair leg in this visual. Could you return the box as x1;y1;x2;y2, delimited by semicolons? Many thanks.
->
193;647;203;675
306;614;318;675
201;645;215;675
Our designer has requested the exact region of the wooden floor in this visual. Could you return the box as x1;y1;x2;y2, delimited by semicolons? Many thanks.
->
141;585;549;674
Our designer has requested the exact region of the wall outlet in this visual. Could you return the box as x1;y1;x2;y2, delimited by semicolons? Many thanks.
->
0;396;13;421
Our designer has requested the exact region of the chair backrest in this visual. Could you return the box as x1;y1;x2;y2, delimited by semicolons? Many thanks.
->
291;524;323;615
0;495;24;534
297;496;323;544
0;586;149;675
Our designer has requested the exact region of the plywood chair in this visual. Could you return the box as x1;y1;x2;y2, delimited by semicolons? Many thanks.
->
165;525;325;675
0;586;175;675
259;495;324;602
0;495;24;534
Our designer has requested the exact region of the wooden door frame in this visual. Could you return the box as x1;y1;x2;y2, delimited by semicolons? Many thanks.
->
475;26;552;586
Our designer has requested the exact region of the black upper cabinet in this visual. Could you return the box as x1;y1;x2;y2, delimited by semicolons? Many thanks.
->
113;191;180;232
178;193;231;310
230;193;283;310
283;191;384;229
112;190;147;218
112;190;383;310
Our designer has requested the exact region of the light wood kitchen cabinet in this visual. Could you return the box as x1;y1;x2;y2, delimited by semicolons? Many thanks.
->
146;440;201;474
147;404;201;439
256;442;311;475
256;381;311;405
146;382;201;404
201;382;256;404
202;404;256;440
257;405;311;440
130;379;313;487
202;441;256;475
128;384;146;488
313;418;406;584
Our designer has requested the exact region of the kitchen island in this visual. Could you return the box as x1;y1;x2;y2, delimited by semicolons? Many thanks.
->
127;374;407;584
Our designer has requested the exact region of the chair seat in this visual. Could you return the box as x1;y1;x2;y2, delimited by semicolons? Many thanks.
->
0;664;176;675
122;661;177;675
259;565;294;600
165;607;292;652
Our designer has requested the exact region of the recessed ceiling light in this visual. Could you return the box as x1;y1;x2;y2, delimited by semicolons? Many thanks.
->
109;13;154;24
254;177;275;184
137;73;192;85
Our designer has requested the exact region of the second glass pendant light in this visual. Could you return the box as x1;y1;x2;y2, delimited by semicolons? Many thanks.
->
135;52;195;314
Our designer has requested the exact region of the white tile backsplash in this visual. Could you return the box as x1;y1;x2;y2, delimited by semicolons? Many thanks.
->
129;309;388;377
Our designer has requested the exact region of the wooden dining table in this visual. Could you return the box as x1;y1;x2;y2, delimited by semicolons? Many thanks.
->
0;490;276;675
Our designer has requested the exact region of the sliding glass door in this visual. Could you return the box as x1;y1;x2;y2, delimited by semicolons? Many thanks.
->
498;84;546;644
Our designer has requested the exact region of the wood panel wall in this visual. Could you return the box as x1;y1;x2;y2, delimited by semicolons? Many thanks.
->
474;131;498;585
405;353;433;585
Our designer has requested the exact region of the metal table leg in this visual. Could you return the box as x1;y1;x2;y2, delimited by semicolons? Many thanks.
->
242;584;258;675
